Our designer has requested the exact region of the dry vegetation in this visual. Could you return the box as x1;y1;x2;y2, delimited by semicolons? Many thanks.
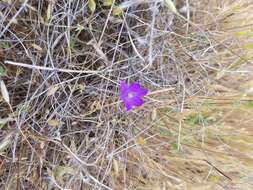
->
0;0;253;189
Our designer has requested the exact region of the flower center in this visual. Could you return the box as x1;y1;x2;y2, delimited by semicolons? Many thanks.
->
127;92;135;99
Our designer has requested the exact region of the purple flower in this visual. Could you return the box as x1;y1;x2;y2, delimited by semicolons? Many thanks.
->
120;81;148;111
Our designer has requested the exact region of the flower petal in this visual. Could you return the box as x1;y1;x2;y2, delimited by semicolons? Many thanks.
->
120;81;129;93
124;100;133;111
137;88;148;97
129;82;148;97
120;93;126;102
129;82;141;92
132;98;144;106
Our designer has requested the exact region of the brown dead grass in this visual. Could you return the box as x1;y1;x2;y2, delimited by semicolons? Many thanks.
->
116;1;253;190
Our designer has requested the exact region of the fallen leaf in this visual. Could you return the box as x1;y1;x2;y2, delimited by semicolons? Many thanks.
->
103;0;113;6
0;66;7;77
31;43;43;51
0;80;10;104
47;119;60;127
77;83;86;92
208;175;220;183
151;109;157;121
88;0;96;13
47;85;59;96
112;7;123;16
46;1;54;23
53;166;76;186
0;117;14;125
112;159;119;176
2;0;12;4
137;136;146;146
164;0;177;13
0;132;13;152
0;41;10;49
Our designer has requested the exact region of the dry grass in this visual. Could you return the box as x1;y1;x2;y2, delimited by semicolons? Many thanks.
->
0;0;253;189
